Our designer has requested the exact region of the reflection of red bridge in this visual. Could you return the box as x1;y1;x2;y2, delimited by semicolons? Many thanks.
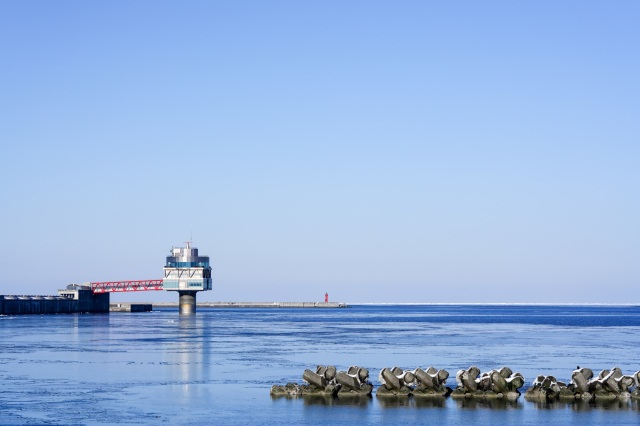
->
91;280;163;293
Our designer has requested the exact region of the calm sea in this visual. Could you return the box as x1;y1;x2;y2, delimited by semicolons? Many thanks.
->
1;304;639;425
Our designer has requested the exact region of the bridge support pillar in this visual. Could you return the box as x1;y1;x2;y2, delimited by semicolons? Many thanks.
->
178;291;198;315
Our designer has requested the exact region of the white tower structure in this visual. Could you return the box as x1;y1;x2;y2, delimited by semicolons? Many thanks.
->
163;242;212;314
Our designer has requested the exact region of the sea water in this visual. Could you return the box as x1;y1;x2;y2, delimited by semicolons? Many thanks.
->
0;305;639;425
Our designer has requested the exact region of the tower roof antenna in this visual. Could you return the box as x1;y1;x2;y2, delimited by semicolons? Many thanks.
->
184;231;193;249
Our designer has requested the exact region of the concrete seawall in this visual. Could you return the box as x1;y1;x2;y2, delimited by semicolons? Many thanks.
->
152;302;348;309
0;291;109;315
109;303;153;312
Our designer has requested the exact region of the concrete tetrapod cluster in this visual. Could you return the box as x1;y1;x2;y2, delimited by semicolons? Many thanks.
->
377;367;450;397
270;365;374;397
525;367;640;402
450;366;525;401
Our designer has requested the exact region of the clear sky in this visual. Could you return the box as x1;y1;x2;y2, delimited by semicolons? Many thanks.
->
1;1;638;303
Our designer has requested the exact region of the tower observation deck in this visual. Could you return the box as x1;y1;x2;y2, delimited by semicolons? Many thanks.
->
163;242;212;314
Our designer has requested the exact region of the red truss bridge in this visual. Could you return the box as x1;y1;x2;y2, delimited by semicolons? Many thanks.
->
91;280;163;293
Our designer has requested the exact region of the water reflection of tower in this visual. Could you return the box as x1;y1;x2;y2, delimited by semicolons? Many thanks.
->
165;313;213;403
176;315;206;382
162;242;213;314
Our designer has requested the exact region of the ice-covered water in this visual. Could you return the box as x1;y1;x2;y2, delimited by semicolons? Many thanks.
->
1;305;639;425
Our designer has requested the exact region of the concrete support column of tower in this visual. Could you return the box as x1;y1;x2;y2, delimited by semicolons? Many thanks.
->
178;291;198;314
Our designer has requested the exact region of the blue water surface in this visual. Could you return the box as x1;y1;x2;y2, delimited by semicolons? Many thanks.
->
0;304;639;425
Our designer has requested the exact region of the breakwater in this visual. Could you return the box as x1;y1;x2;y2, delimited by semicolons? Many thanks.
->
152;301;347;308
525;368;639;402
272;365;373;396
273;365;640;404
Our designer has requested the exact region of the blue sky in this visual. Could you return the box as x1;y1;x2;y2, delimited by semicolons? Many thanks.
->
1;1;638;303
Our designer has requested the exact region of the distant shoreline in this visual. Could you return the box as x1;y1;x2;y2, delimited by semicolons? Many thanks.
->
347;302;640;306
149;301;348;308
119;302;639;307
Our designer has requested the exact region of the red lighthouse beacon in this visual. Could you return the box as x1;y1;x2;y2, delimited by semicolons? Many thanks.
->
325;292;329;303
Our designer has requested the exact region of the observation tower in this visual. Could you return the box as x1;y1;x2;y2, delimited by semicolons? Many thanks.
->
162;242;212;314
